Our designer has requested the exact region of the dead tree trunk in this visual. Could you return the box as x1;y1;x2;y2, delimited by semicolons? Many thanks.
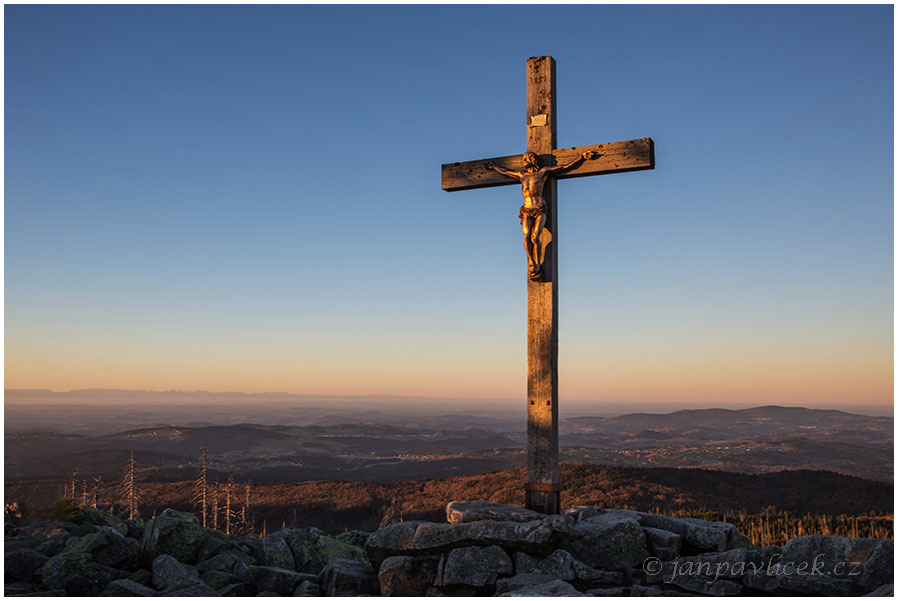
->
212;483;219;531
92;476;101;509
121;450;139;520
69;467;78;502
225;476;233;536
241;481;250;535
193;446;209;527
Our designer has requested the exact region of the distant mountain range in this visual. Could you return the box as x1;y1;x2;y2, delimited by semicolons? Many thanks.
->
6;388;890;415
561;405;892;446
5;405;892;486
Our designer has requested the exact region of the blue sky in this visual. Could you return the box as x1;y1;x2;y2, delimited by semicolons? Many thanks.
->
5;5;893;411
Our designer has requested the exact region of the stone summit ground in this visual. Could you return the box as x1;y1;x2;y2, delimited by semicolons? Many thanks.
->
4;500;893;596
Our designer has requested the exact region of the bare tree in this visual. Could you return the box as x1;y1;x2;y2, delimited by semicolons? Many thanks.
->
92;476;102;508
241;481;250;535
81;480;89;507
224;476;234;535
211;482;219;530
192;446;209;527
68;467;78;502
121;450;140;520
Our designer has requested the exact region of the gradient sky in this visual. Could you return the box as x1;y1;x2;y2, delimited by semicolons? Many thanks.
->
5;5;893;411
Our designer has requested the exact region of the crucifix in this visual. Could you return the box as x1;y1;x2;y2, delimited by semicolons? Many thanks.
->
440;56;654;514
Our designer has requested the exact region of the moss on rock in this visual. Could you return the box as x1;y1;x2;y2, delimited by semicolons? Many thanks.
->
140;510;211;565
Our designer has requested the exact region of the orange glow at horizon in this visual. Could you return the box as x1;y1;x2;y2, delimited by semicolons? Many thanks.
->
5;336;892;408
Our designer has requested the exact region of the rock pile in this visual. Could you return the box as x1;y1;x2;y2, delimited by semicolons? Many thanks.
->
3;500;893;596
5;507;369;597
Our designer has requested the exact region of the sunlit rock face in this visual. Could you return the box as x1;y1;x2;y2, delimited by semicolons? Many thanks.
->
447;500;546;524
4;502;894;597
367;501;893;597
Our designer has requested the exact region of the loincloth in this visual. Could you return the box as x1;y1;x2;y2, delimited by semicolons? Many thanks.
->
519;204;545;221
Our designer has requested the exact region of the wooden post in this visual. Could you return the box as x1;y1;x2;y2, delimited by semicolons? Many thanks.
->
524;56;559;514
439;56;654;516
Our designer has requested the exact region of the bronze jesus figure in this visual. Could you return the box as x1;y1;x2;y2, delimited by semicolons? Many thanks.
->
487;151;597;281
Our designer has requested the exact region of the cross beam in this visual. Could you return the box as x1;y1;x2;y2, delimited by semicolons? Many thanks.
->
441;139;654;192
440;56;654;514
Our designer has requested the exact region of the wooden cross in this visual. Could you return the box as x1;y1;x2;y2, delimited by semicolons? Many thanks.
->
440;56;654;514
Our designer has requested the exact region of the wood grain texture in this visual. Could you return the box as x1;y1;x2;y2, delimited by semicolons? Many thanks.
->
524;56;560;516
526;56;556;154
438;55;656;515
440;138;654;192
552;138;654;179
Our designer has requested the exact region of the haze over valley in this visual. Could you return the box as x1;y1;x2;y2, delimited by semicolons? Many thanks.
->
6;390;892;543
6;393;892;485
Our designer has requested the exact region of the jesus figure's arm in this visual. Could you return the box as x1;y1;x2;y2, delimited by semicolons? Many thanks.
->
485;162;523;179
545;151;598;175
